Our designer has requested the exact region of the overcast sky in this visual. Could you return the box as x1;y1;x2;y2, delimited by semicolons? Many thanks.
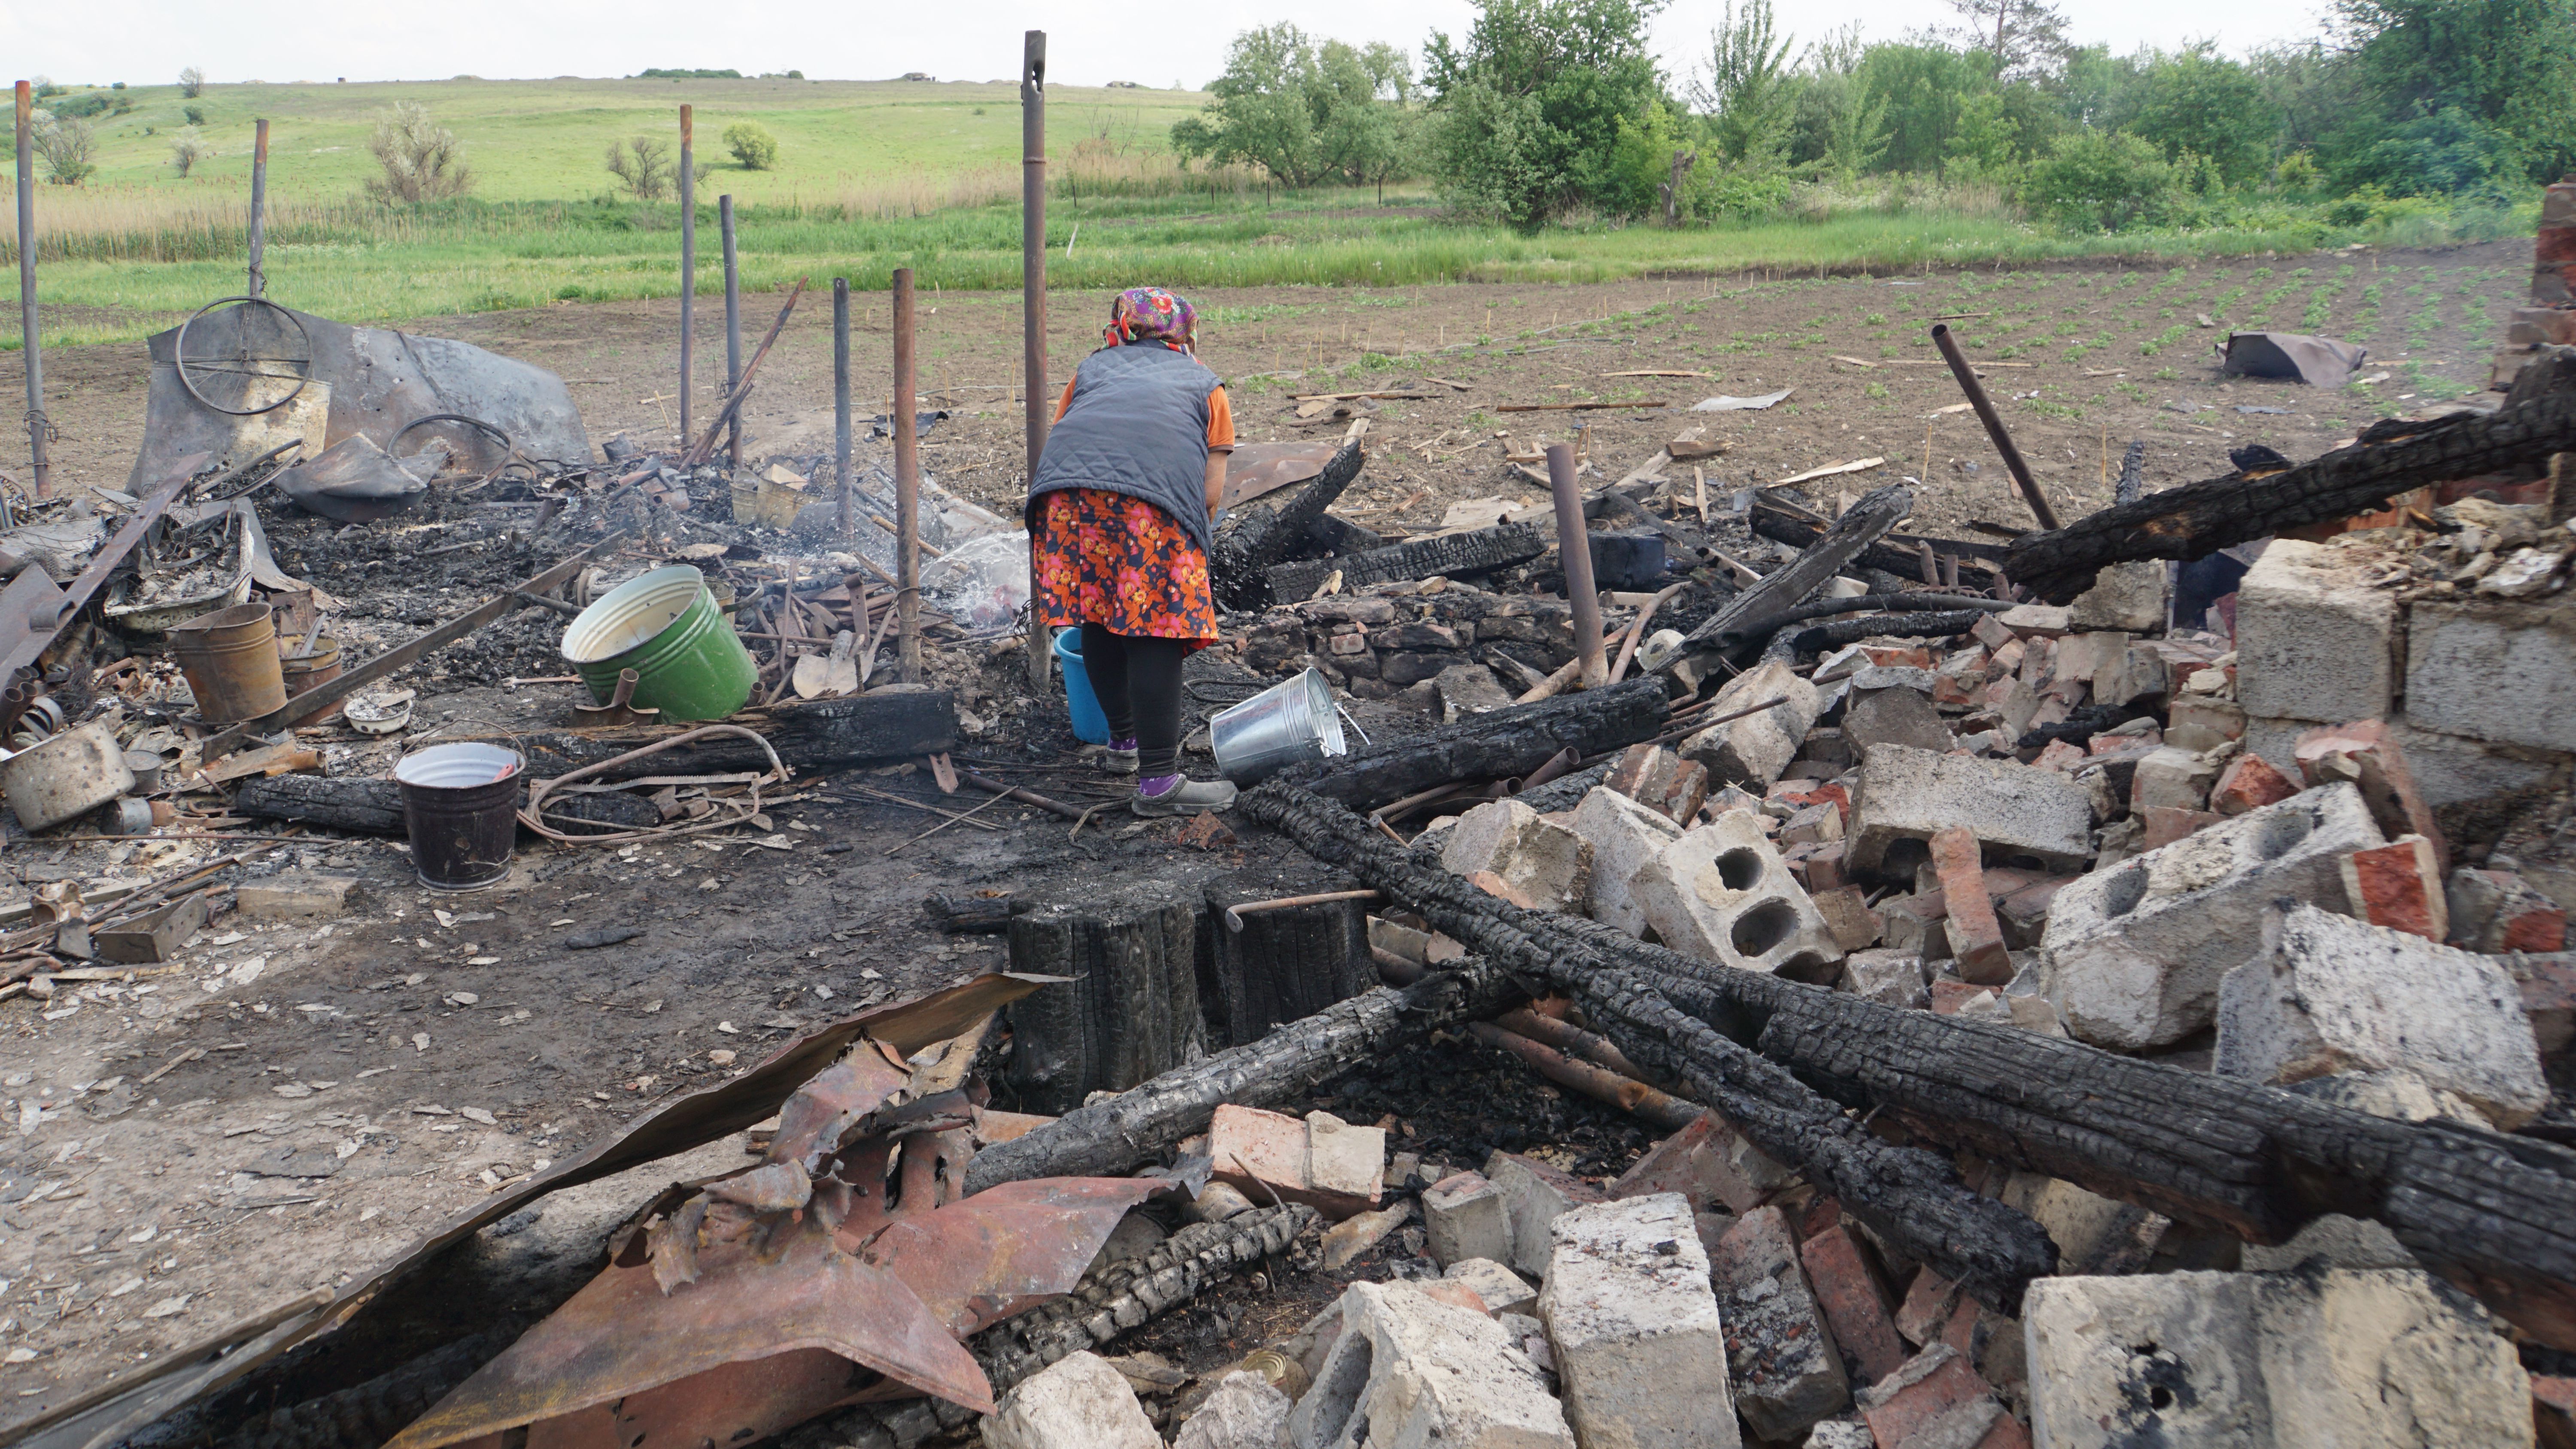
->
6;0;2338;94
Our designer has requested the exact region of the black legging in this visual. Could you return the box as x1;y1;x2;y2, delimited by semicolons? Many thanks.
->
1081;624;1187;777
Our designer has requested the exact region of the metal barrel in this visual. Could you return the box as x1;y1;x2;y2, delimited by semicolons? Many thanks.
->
168;603;289;721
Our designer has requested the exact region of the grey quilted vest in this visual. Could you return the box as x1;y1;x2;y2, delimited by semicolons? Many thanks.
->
1026;343;1221;556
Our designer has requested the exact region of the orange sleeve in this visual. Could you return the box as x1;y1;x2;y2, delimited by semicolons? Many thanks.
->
1206;386;1235;451
1053;377;1077;424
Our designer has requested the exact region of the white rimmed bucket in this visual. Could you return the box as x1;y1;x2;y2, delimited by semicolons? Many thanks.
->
1210;668;1346;784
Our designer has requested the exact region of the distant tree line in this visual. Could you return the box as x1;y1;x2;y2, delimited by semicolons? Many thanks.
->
1170;0;2576;232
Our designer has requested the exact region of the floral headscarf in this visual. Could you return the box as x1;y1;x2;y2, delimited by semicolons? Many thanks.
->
1105;287;1196;352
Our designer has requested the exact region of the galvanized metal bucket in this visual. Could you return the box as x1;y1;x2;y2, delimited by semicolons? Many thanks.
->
560;566;756;723
1209;667;1346;784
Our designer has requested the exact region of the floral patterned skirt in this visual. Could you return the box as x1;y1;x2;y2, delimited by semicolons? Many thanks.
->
1031;487;1218;650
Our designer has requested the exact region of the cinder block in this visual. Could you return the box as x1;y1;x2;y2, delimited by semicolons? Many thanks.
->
2023;1269;2531;1449
1569;787;1683;939
1841;949;1929;1009
2070;563;2168;633
1305;1111;1386;1210
1441;799;1594;913
2216;902;2548;1129
2406;594;2576;752
1847;746;2095;879
1290;1281;1574;1449
1681;659;1822;791
1929;827;2012;985
1843;683;1955;756
2236;539;2400;724
985;1350;1161;1449
2340;836;2447;940
1710;1206;1852;1441
1799;1224;1909;1386
1630;810;1843;980
1484;1149;1604;1279
1443;1256;1536;1316
1539;1194;1738;1449
1423;1171;1512;1270
234;871;360;919
2039;783;2385;1050
2447;866;2569;953
1610;1109;1795;1216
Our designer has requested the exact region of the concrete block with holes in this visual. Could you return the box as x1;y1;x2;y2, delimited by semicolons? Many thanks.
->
2037;783;2385;1051
1629;808;1844;980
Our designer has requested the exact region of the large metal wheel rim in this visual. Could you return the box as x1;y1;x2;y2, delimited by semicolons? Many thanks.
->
175;296;314;417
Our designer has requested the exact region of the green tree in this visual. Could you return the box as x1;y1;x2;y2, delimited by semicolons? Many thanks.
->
2125;45;2279;187
2023;128;2180;229
32;114;96;185
1690;0;1797;167
1944;90;2021;176
178;66;204;98
1940;0;2074;79
723;121;780;170
1314;41;1425;196
1855;43;1987;175
2333;0;2576;184
1173;27;1420;190
1423;0;1669;230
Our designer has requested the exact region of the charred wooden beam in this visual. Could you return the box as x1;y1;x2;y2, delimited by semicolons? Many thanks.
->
1264;521;1550;604
1242;779;2576;1349
455;690;957;780
1267;676;1670;812
1674;485;1913;663
1747;500;2001;592
2003;390;2576;602
1210;437;1366;610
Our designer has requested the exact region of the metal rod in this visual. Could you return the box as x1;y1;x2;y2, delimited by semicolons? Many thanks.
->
1222;889;1383;934
720;194;741;470
13;81;45;505
247;118;269;299
677;105;694;450
834;277;852;544
680;279;804;467
1546;442;1607;689
893;266;922;683
954;764;1082;820
1930;323;2059;532
1021;30;1052;691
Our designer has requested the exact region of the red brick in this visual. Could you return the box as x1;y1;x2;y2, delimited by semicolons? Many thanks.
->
1801;1224;1909;1384
2339;836;2448;940
2032;740;2088;772
1794;1194;1845;1241
1937;1294;1983;1356
1896;1270;1963;1346
1971;614;2016;650
2293;721;2446;874
2541;223;2576;266
1862;645;1934;668
1795;842;1847;893
1929;980;1994;1014
2140;806;2223;849
1208;1103;1378;1217
2090;725;2162;754
2210;753;2300;815
1611;1109;1791;1215
1933;671;1986;709
1929;827;2012;985
2534;1374;2576;1449
1860;1345;1997;1446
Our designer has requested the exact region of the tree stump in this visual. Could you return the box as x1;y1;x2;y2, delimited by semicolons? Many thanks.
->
1203;866;1376;1049
1004;881;1203;1115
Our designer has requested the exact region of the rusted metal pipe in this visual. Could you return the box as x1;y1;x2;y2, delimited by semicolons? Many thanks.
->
1495;1006;1653;1082
1465;1022;1702;1131
1546;442;1607;689
954;765;1082;821
13;81;45;503
720;194;741;470
677;105;695;449
1220;889;1383;934
1021;30;1053;691
247;118;270;299
1931;323;2059;531
893;267;922;683
833;277;852;545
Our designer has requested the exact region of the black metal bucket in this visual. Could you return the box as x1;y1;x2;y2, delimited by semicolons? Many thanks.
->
395;743;523;891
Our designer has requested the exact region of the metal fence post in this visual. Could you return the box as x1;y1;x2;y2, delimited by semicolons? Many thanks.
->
720;194;741;471
677;105;694;451
893;268;922;684
13;80;48;502
834;277;852;546
247;118;269;299
1021;31;1051;690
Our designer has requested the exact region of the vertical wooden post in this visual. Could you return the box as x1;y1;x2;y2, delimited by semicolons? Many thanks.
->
1021;30;1052;691
833;277;852;545
13;80;48;502
247;119;270;299
677;105;694;450
720;194;741;470
894;267;922;684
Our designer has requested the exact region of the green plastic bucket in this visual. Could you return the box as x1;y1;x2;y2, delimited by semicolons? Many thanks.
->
560;565;757;722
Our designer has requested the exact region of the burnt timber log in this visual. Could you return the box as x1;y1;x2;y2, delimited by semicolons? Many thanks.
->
1748;501;2003;591
1270;675;1669;812
964;956;1522;1194
1210;437;1366;610
454;689;957;780
1677;485;1914;661
1243;779;2576;1348
2003;389;2576;602
234;777;658;836
1264;521;1551;604
1003;884;1205;1115
1203;867;1377;1047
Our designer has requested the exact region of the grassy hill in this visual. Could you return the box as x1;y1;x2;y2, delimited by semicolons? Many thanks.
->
17;75;1211;203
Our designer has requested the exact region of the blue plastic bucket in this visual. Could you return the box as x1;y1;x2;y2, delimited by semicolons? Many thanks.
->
1052;629;1111;745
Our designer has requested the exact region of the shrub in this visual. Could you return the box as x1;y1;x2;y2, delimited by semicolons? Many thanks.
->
170;127;207;178
50;93;111;120
2333;106;2524;201
2022;130;2180;232
723;120;780;170
606;135;675;199
366;102;474;203
33;115;97;185
179;67;204;97
183;105;205;126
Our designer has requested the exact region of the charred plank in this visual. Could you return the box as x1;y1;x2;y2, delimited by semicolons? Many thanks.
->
1269;675;1669;812
1264;521;1550;604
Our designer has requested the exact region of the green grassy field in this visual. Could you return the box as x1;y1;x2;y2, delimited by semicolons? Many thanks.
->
0;77;2539;351
12;76;1207;201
